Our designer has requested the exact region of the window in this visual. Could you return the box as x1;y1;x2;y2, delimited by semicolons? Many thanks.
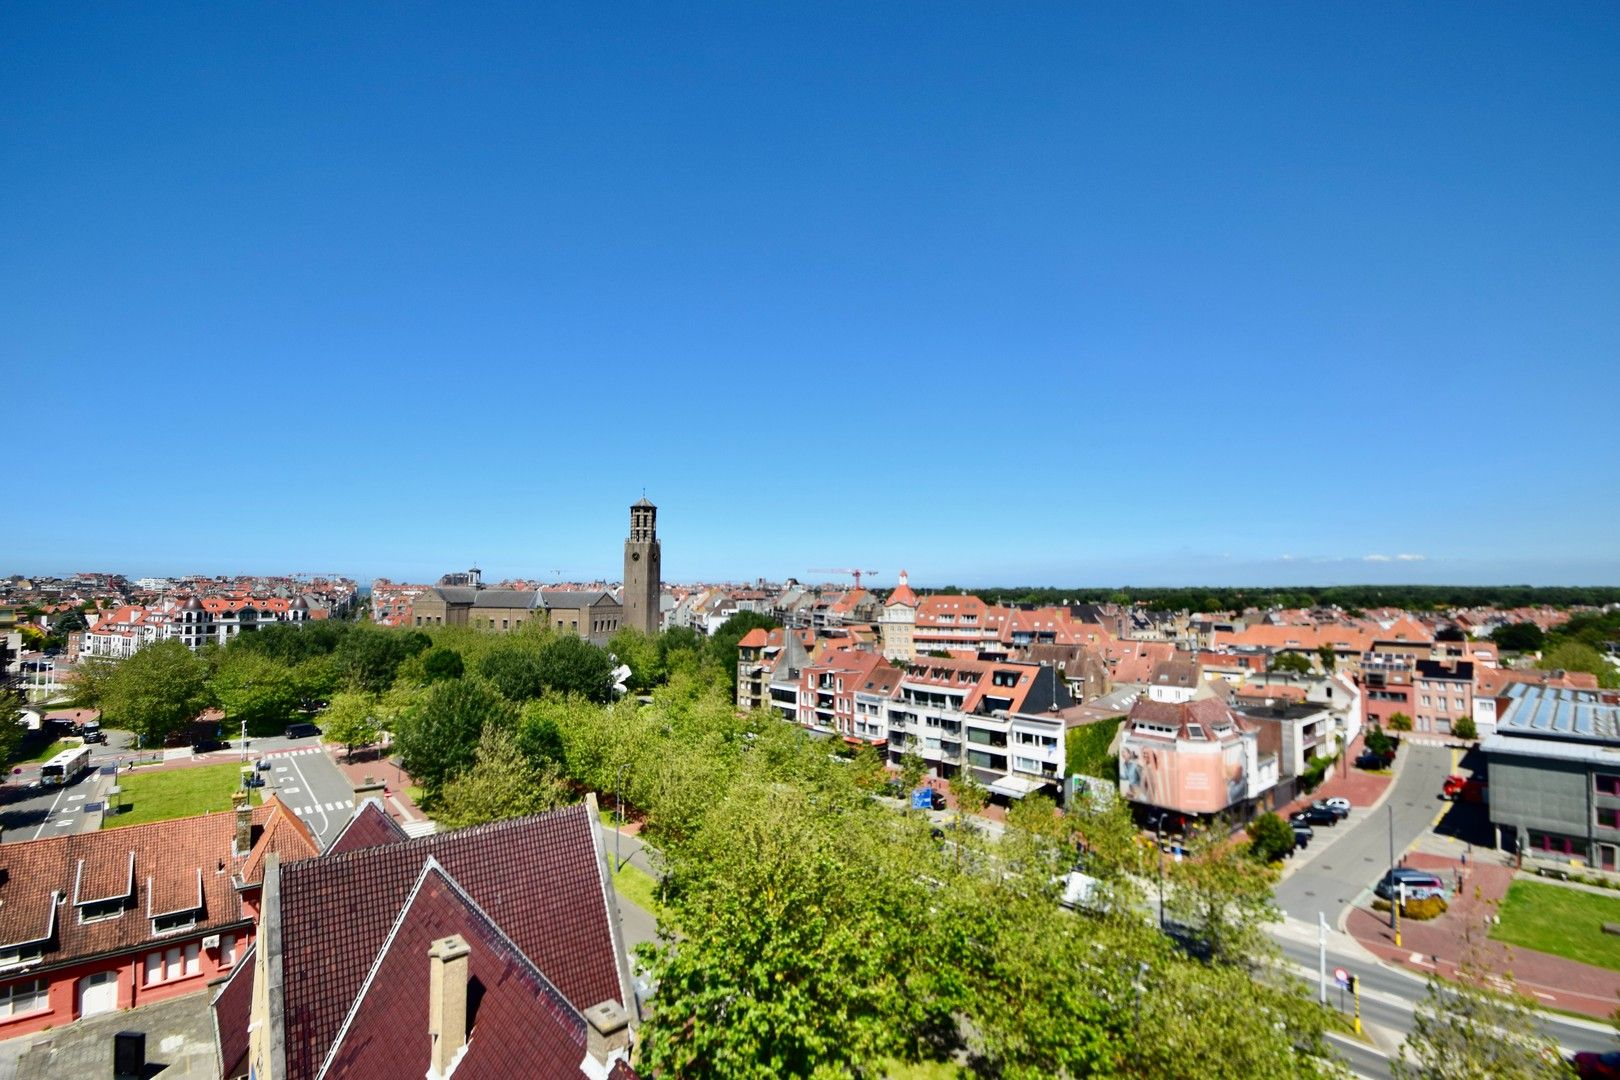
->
1598;775;1620;797
79;900;124;924
153;911;197;935
1600;809;1620;830
219;934;238;966
0;979;46;1018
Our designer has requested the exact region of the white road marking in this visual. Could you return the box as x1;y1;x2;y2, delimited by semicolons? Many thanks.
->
68;794;85;801
283;753;331;838
32;784;72;840
282;787;301;795
324;802;336;812
53;819;72;827
301;806;314;815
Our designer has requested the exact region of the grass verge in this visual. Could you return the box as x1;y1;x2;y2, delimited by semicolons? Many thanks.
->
21;739;76;764
104;762;262;829
1491;878;1620;972
608;858;667;925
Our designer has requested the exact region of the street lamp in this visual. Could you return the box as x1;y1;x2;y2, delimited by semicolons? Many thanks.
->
1387;803;1397;933
1155;818;1166;930
614;763;631;872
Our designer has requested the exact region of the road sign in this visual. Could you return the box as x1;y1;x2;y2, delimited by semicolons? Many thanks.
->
1333;967;1349;987
911;787;934;811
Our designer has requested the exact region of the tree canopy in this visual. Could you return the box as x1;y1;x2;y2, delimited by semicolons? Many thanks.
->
98;639;213;746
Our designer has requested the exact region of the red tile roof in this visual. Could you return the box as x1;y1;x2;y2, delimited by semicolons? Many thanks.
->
324;799;408;856
277;802;628;1080
212;943;256;1079
319;862;627;1079
238;795;322;887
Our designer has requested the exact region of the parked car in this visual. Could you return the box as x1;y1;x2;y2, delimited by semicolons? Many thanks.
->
79;722;105;744
1442;774;1467;798
191;736;228;753
1355;749;1395;769
1312;799;1350;820
284;722;322;739
1375;869;1447;901
1291;823;1314;848
242;772;266;789
1572;1050;1620;1080
1291;806;1338;827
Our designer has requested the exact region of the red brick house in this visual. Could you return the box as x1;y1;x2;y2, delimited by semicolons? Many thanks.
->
0;793;318;1039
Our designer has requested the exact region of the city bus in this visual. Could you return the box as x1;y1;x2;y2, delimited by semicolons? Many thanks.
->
41;745;93;786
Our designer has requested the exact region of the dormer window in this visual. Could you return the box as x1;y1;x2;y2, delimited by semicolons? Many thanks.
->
152;910;198;935
79;899;126;924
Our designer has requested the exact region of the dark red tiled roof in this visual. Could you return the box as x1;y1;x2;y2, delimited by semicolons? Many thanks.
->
321;864;615;1079
278;802;626;1080
323;799;406;856
212;943;256;1079
238;796;321;886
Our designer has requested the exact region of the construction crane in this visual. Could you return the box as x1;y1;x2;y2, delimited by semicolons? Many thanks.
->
808;568;881;589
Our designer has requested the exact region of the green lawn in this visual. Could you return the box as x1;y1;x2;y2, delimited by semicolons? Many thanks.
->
607;858;666;924
103;762;262;829
1491;879;1620;972
21;738;76;764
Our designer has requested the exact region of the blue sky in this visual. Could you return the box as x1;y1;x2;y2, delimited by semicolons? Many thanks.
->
4;4;1617;588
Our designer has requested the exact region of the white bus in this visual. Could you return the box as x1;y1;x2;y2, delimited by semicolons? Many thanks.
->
41;745;92;786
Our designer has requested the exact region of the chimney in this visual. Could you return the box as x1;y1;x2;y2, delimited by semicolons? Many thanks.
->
232;792;252;857
583;1000;631;1070
428;935;471;1078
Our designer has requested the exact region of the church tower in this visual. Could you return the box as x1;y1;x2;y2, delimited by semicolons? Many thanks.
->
623;498;661;636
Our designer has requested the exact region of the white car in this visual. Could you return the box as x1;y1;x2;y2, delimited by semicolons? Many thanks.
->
1324;797;1352;815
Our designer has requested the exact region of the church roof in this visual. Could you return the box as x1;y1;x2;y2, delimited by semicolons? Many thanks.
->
632;497;655;509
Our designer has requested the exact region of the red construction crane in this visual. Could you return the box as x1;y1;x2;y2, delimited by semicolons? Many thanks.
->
808;568;881;589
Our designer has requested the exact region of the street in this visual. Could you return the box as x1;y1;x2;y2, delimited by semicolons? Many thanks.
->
258;745;359;848
1275;742;1454;924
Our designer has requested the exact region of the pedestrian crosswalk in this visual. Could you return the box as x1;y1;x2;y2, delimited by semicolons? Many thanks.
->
270;747;327;758
290;798;354;818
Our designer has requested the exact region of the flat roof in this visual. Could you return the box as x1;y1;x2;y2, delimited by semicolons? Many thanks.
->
1481;732;1620;767
1497;683;1620;744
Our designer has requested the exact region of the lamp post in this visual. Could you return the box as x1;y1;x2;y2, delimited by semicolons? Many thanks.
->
1155;818;1166;930
1388;803;1397;933
614;763;630;872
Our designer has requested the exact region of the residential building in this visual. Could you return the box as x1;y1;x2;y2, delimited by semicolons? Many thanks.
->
1117;691;1279;821
78;595;313;660
882;655;1072;797
1482;684;1620;871
1413;659;1473;735
226;798;638;1080
0;796;317;1040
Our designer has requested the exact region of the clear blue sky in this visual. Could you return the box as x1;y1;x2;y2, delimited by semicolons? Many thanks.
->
5;4;1617;588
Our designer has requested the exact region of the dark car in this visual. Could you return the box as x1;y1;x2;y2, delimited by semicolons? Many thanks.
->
242;772;266;789
1291;823;1314;848
1573;1050;1620;1080
1312;799;1350;820
1355;750;1395;770
80;722;105;745
284;722;322;739
1291;806;1338;827
191;737;228;754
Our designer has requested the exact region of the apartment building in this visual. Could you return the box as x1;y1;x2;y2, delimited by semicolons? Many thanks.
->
1413;659;1473;735
79;595;313;660
878;571;919;660
881;655;1071;797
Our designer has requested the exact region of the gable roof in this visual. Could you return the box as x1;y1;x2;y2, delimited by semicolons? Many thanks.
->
239;795;324;886
212;942;257;1079
324;799;408;856
277;802;629;1080
318;859;616;1080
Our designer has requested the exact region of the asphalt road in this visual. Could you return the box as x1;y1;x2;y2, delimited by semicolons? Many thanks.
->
259;744;358;848
1275;742;1455;924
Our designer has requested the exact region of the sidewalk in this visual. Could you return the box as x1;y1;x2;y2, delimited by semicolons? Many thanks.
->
1278;731;1395;819
326;746;425;825
1345;850;1620;1017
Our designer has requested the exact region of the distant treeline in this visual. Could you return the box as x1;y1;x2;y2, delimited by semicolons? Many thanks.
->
931;585;1620;613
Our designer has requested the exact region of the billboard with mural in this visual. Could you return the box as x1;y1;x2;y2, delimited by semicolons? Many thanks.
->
1119;735;1249;815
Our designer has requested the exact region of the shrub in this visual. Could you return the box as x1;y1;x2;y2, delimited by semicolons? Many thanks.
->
1371;894;1448;920
1452;715;1478;741
1299;755;1332;794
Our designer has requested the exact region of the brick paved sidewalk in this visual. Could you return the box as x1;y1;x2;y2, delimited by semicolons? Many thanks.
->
326;745;426;825
1279;731;1395;818
1347;851;1620;1017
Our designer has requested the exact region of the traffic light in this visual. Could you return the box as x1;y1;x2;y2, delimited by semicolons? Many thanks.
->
1346;974;1357;993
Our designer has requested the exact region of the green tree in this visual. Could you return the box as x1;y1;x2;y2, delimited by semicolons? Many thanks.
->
1490;622;1545;653
211;650;303;735
635;781;942;1076
707;611;779;689
334;625;425;694
607;627;662;691
1389;711;1414;733
1316;644;1337;674
67;657;119;710
320;690;380;760
1164;824;1281;964
898;750;928;795
1365;722;1395;756
1246;812;1295;863
419;646;465;683
99;640;213;747
478;643;547;701
1269;650;1314;676
1541;641;1620;689
949;773;988;824
1393;916;1571;1080
0;687;26;765
536;635;616;702
435;727;569;829
1451;715;1478;741
392;678;517;801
